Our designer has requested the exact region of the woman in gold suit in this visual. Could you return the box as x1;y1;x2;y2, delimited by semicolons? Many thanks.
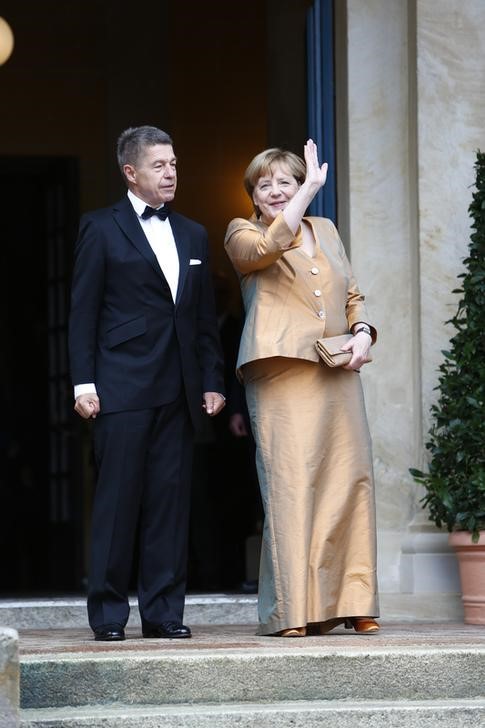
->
224;140;379;636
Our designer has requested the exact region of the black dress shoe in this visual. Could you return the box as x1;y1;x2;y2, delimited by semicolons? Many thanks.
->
240;579;258;594
142;621;192;639
93;625;125;641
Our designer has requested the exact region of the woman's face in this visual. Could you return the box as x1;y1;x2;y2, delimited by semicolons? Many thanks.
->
252;161;300;224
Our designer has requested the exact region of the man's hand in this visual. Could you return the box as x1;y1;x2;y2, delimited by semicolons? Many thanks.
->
229;412;248;437
74;394;100;419
202;392;225;416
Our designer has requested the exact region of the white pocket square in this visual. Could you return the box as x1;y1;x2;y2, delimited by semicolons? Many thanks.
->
189;258;202;265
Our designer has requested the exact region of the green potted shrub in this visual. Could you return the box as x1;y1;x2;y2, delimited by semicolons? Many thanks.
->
410;150;485;624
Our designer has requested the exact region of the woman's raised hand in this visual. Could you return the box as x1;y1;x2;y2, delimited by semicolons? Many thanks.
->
303;139;328;190
281;139;329;233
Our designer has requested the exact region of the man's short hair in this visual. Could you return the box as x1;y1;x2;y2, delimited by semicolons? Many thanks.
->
117;126;173;179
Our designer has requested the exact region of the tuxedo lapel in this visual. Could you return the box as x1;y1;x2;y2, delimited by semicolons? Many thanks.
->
169;213;190;305
112;197;168;284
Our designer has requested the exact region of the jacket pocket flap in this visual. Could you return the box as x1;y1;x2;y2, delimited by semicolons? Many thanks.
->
105;315;147;349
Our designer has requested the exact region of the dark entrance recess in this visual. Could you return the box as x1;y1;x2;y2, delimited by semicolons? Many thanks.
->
0;0;317;596
0;156;84;594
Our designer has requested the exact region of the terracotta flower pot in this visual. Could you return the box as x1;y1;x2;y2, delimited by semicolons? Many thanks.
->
448;530;485;625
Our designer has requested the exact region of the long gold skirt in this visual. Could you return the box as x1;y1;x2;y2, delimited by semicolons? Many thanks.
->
244;356;379;635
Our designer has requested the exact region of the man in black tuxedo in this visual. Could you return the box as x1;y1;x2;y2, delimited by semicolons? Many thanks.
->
68;126;225;641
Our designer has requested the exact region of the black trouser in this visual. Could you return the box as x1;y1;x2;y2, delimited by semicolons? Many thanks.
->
87;396;194;630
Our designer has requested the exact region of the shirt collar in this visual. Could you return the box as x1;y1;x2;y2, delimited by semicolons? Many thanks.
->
127;189;165;217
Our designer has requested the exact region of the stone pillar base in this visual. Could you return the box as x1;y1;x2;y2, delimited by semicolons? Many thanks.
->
401;529;461;593
380;592;463;621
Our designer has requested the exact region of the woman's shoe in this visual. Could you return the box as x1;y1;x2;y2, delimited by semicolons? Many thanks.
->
279;626;307;637
345;617;380;633
315;618;346;634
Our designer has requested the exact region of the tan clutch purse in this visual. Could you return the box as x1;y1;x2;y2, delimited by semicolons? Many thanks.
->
315;334;353;367
316;333;373;368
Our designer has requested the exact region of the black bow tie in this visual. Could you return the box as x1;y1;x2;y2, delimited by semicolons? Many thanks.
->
141;205;171;221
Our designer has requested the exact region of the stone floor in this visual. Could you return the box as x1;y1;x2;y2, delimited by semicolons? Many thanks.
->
19;622;485;657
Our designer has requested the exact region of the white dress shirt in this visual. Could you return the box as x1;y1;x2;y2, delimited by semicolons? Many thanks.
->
74;191;180;399
127;189;180;302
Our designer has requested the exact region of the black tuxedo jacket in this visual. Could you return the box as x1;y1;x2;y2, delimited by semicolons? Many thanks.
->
68;196;224;430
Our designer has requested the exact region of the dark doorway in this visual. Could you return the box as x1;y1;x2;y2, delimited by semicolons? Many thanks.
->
0;156;84;594
0;0;315;596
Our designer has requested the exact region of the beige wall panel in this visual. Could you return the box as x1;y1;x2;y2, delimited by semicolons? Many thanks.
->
416;0;485;433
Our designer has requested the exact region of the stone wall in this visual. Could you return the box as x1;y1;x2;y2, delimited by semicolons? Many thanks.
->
343;0;485;615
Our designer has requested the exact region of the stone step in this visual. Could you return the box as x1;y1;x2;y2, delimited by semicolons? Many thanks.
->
19;698;485;728
20;645;485;710
0;595;258;630
0;592;464;630
17;624;485;727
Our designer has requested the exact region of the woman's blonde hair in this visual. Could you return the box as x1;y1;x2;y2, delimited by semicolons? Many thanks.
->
244;148;306;204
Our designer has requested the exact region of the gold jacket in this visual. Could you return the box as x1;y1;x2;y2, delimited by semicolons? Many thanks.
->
224;212;375;378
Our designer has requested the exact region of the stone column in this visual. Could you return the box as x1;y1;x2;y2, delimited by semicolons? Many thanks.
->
344;0;423;609
0;628;19;728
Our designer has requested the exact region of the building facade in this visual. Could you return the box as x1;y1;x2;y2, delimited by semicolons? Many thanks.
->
338;0;485;618
0;1;484;616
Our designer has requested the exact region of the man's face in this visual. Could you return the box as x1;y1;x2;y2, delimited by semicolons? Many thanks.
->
124;144;177;207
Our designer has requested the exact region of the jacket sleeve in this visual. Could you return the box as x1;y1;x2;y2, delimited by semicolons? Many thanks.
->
196;232;226;395
330;220;377;343
68;215;106;385
224;214;302;274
